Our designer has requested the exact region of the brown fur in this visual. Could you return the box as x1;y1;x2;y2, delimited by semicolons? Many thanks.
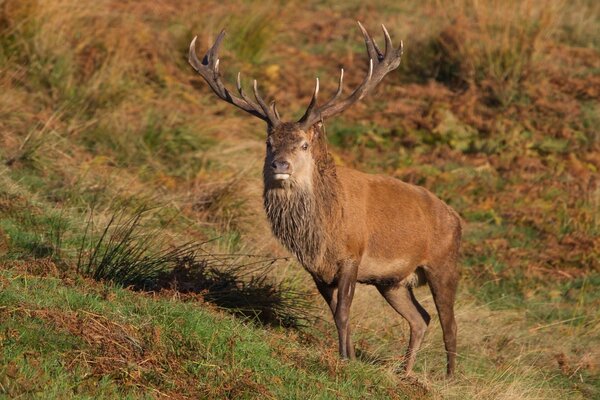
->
263;123;461;376
263;123;343;281
190;23;460;377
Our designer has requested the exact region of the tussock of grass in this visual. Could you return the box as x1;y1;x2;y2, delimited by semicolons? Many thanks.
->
76;206;181;287
400;0;560;106
443;0;557;105
76;206;314;329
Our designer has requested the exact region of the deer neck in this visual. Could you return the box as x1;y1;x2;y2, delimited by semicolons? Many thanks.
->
263;154;341;275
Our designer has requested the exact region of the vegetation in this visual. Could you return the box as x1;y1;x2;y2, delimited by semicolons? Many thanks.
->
0;0;598;398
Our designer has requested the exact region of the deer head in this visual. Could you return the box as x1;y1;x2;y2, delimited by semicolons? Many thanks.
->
188;22;403;188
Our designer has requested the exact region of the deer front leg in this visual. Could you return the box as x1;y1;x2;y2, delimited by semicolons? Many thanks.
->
314;278;356;360
334;261;358;360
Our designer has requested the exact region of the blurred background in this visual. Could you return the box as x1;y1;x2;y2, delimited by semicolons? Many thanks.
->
0;0;598;398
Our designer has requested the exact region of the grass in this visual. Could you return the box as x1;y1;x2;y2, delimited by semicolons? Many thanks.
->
0;268;418;399
75;205;315;328
0;0;598;398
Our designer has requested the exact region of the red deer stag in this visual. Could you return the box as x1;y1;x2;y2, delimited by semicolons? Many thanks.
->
188;23;461;376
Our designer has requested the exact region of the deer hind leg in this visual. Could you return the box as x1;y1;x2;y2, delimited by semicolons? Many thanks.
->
377;284;430;374
424;264;459;377
314;279;356;360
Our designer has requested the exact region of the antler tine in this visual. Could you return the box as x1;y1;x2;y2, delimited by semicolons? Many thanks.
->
327;68;344;102
188;31;281;126
381;24;393;58
208;30;225;65
271;101;281;120
357;21;383;61
236;72;256;106
252;80;266;111
236;71;244;94
252;80;279;123
297;22;401;129
298;70;343;126
188;36;203;71
201;30;223;66
299;78;320;124
190;30;226;82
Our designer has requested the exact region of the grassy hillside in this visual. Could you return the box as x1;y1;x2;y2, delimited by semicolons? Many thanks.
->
0;0;599;398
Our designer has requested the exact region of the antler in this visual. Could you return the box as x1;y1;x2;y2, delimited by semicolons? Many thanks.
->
188;30;281;127
298;22;403;129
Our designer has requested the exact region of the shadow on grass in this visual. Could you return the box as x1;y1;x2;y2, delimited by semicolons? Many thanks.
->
76;206;315;329
149;252;315;329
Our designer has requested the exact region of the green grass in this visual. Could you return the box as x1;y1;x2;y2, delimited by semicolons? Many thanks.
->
0;269;416;399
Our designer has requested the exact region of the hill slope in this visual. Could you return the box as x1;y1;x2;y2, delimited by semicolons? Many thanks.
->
0;0;599;398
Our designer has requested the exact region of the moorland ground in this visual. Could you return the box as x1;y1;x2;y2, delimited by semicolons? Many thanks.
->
0;0;598;398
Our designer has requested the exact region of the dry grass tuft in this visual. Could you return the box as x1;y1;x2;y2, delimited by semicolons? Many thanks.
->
402;0;561;106
76;206;314;329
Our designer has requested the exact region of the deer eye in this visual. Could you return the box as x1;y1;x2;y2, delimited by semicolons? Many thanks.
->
301;143;309;151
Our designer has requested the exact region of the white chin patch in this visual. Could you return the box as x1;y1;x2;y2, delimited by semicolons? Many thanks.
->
273;173;290;180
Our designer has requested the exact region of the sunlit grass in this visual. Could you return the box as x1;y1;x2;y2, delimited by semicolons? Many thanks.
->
0;0;598;398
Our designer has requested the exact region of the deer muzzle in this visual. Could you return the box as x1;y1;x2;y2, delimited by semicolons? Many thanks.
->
271;160;292;180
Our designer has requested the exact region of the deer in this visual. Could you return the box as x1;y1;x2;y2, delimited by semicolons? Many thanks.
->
188;22;462;377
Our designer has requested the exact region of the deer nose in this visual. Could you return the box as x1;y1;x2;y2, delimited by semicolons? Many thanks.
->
271;160;290;172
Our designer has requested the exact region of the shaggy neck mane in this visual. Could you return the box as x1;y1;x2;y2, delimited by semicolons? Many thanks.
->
263;137;341;275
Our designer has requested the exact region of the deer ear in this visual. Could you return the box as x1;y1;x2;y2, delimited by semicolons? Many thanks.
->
313;121;325;140
308;126;317;142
